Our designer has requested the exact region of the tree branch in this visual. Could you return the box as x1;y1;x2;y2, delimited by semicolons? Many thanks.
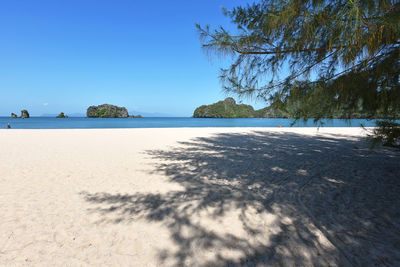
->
232;46;344;55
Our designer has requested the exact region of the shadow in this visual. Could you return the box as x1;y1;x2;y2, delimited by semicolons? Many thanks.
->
81;131;400;266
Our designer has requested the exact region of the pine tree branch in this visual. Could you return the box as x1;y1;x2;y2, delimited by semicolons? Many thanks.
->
232;46;345;55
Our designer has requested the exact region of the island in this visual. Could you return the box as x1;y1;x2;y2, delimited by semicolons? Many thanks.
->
21;110;30;118
86;104;141;118
193;98;255;118
87;104;128;118
193;98;288;118
56;112;69;118
11;110;30;118
193;98;387;119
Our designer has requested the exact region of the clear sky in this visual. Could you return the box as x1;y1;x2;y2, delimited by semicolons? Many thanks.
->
0;0;265;116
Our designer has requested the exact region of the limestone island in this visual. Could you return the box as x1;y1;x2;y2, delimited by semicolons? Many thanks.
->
193;97;390;119
11;110;30;118
86;104;141;118
56;112;69;118
193;98;288;118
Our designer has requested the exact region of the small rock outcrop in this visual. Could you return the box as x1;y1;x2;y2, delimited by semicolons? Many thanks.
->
20;110;30;118
11;113;18;118
128;115;142;118
87;104;129;118
57;112;68;118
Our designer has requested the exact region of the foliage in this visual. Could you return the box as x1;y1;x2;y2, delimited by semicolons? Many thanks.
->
367;120;400;148
197;0;400;120
95;108;108;118
86;104;129;118
193;98;256;118
254;106;290;118
57;112;68;118
193;97;392;119
193;97;293;118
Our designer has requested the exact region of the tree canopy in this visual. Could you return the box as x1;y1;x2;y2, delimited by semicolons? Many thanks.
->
197;0;400;119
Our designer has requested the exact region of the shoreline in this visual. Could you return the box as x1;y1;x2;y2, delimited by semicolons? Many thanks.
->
0;117;385;129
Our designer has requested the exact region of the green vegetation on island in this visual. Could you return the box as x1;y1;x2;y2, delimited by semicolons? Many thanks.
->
193;97;292;118
193;98;256;118
254;106;290;118
87;104;141;118
194;97;400;119
56;112;68;118
87;104;129;118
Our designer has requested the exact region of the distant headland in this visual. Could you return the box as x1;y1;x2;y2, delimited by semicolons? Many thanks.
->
87;104;142;118
193;98;288;118
193;98;386;119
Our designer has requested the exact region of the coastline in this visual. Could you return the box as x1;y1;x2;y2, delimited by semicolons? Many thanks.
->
0;117;385;129
1;127;398;265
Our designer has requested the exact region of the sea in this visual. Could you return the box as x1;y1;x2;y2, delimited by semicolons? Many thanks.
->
0;117;386;129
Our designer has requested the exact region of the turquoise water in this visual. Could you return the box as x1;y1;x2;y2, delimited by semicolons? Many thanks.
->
0;117;383;129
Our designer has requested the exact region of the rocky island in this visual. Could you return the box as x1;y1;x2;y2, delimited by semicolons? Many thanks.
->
86;104;141;118
193;98;255;118
56;112;68;118
193;97;383;119
87;104;128;118
193;98;288;118
11;110;30;118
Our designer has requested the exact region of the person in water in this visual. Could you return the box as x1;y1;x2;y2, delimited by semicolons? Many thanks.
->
7;123;11;129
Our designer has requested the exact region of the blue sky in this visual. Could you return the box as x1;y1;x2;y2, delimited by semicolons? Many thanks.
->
0;0;265;116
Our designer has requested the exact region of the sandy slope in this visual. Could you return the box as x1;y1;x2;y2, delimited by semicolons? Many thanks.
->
0;128;399;266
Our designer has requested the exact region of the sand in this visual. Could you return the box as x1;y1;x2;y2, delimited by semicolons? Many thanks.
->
0;127;399;266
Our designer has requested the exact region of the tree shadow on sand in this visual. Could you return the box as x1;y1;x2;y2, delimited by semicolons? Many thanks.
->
81;131;400;266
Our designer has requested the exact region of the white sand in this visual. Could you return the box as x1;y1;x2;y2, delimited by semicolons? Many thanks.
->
0;128;399;266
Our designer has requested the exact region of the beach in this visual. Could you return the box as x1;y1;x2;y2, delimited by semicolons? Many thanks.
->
0;127;399;266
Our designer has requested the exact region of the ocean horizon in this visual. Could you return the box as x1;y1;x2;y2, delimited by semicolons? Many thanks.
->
0;117;387;129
